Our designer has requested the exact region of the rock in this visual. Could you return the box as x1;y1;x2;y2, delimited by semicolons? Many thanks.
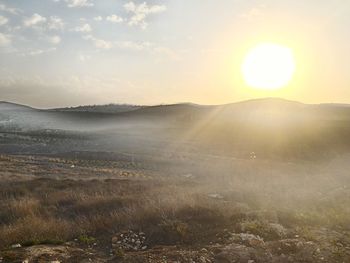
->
269;223;287;238
231;233;265;248
199;256;207;263
112;230;147;251
208;193;224;199
215;244;271;263
11;243;22;248
182;173;194;178
267;239;300;254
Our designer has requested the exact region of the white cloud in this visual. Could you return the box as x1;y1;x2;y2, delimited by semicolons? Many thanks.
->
48;16;65;30
106;15;123;23
23;14;64;32
84;35;112;49
0;16;8;26
82;34;179;60
0;33;11;47
114;41;151;51
92;39;112;49
23;47;57;56
0;4;20;15
124;1;166;29
48;35;61;44
83;35;149;51
93;16;103;21
65;0;94;8
78;54;91;62
73;23;92;32
24;13;47;27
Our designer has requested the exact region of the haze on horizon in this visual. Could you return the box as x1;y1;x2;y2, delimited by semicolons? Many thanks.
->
0;0;349;108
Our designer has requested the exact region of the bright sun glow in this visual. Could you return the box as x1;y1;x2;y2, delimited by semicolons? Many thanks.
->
242;43;296;90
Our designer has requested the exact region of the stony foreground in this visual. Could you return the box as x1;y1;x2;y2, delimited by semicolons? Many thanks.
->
0;154;349;262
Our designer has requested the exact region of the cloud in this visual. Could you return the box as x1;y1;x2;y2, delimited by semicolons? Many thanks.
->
106;15;123;23
19;47;57;57
73;23;92;32
114;41;151;51
47;35;61;44
93;16;102;21
0;33;11;47
78;53;91;62
24;13;47;27
83;35;149;51
124;1;166;29
83;35;112;49
0;16;8;26
29;48;56;56
65;0;94;8
0;4;20;15
23;14;65;33
82;34;180;60
48;16;65;30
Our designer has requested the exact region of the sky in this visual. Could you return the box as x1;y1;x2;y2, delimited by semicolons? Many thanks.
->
0;0;349;108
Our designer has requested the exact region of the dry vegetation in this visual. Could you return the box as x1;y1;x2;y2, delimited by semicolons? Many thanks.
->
0;154;350;262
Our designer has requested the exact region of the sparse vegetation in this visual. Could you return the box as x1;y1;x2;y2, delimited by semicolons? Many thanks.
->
0;154;349;262
1;99;350;261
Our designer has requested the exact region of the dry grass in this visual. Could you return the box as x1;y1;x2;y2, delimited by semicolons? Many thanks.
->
0;154;349;254
0;177;228;248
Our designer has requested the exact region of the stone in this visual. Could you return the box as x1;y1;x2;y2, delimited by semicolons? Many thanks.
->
11;243;22;248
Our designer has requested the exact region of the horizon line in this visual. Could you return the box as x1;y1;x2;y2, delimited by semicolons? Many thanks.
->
2;97;350;110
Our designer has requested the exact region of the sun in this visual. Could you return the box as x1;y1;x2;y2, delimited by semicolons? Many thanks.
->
242;43;296;90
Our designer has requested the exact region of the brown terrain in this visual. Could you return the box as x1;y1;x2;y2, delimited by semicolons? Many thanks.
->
0;152;349;263
1;99;350;262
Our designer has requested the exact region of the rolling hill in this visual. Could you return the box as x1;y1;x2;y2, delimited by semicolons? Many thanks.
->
1;98;350;160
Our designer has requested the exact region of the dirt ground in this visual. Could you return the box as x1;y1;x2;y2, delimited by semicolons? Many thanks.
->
0;154;349;263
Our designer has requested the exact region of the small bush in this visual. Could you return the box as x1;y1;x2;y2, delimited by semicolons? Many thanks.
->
239;220;286;240
78;234;96;245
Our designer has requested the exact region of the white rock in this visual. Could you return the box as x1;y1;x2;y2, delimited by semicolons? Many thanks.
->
208;193;224;199
11;243;21;248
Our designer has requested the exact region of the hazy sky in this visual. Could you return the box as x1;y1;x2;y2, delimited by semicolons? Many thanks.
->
0;0;349;108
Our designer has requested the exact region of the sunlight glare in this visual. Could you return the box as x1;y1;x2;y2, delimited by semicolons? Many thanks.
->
242;43;296;90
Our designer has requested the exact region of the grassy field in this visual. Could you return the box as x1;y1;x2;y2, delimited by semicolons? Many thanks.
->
0;154;349;262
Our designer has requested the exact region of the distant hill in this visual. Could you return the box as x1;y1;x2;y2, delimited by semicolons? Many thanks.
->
53;104;142;114
0;101;35;111
2;98;350;160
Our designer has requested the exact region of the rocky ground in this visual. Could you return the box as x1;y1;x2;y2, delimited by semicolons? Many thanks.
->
1;226;350;262
0;154;349;262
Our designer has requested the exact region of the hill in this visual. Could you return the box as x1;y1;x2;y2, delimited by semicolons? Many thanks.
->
53;103;142;114
1;98;350;160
